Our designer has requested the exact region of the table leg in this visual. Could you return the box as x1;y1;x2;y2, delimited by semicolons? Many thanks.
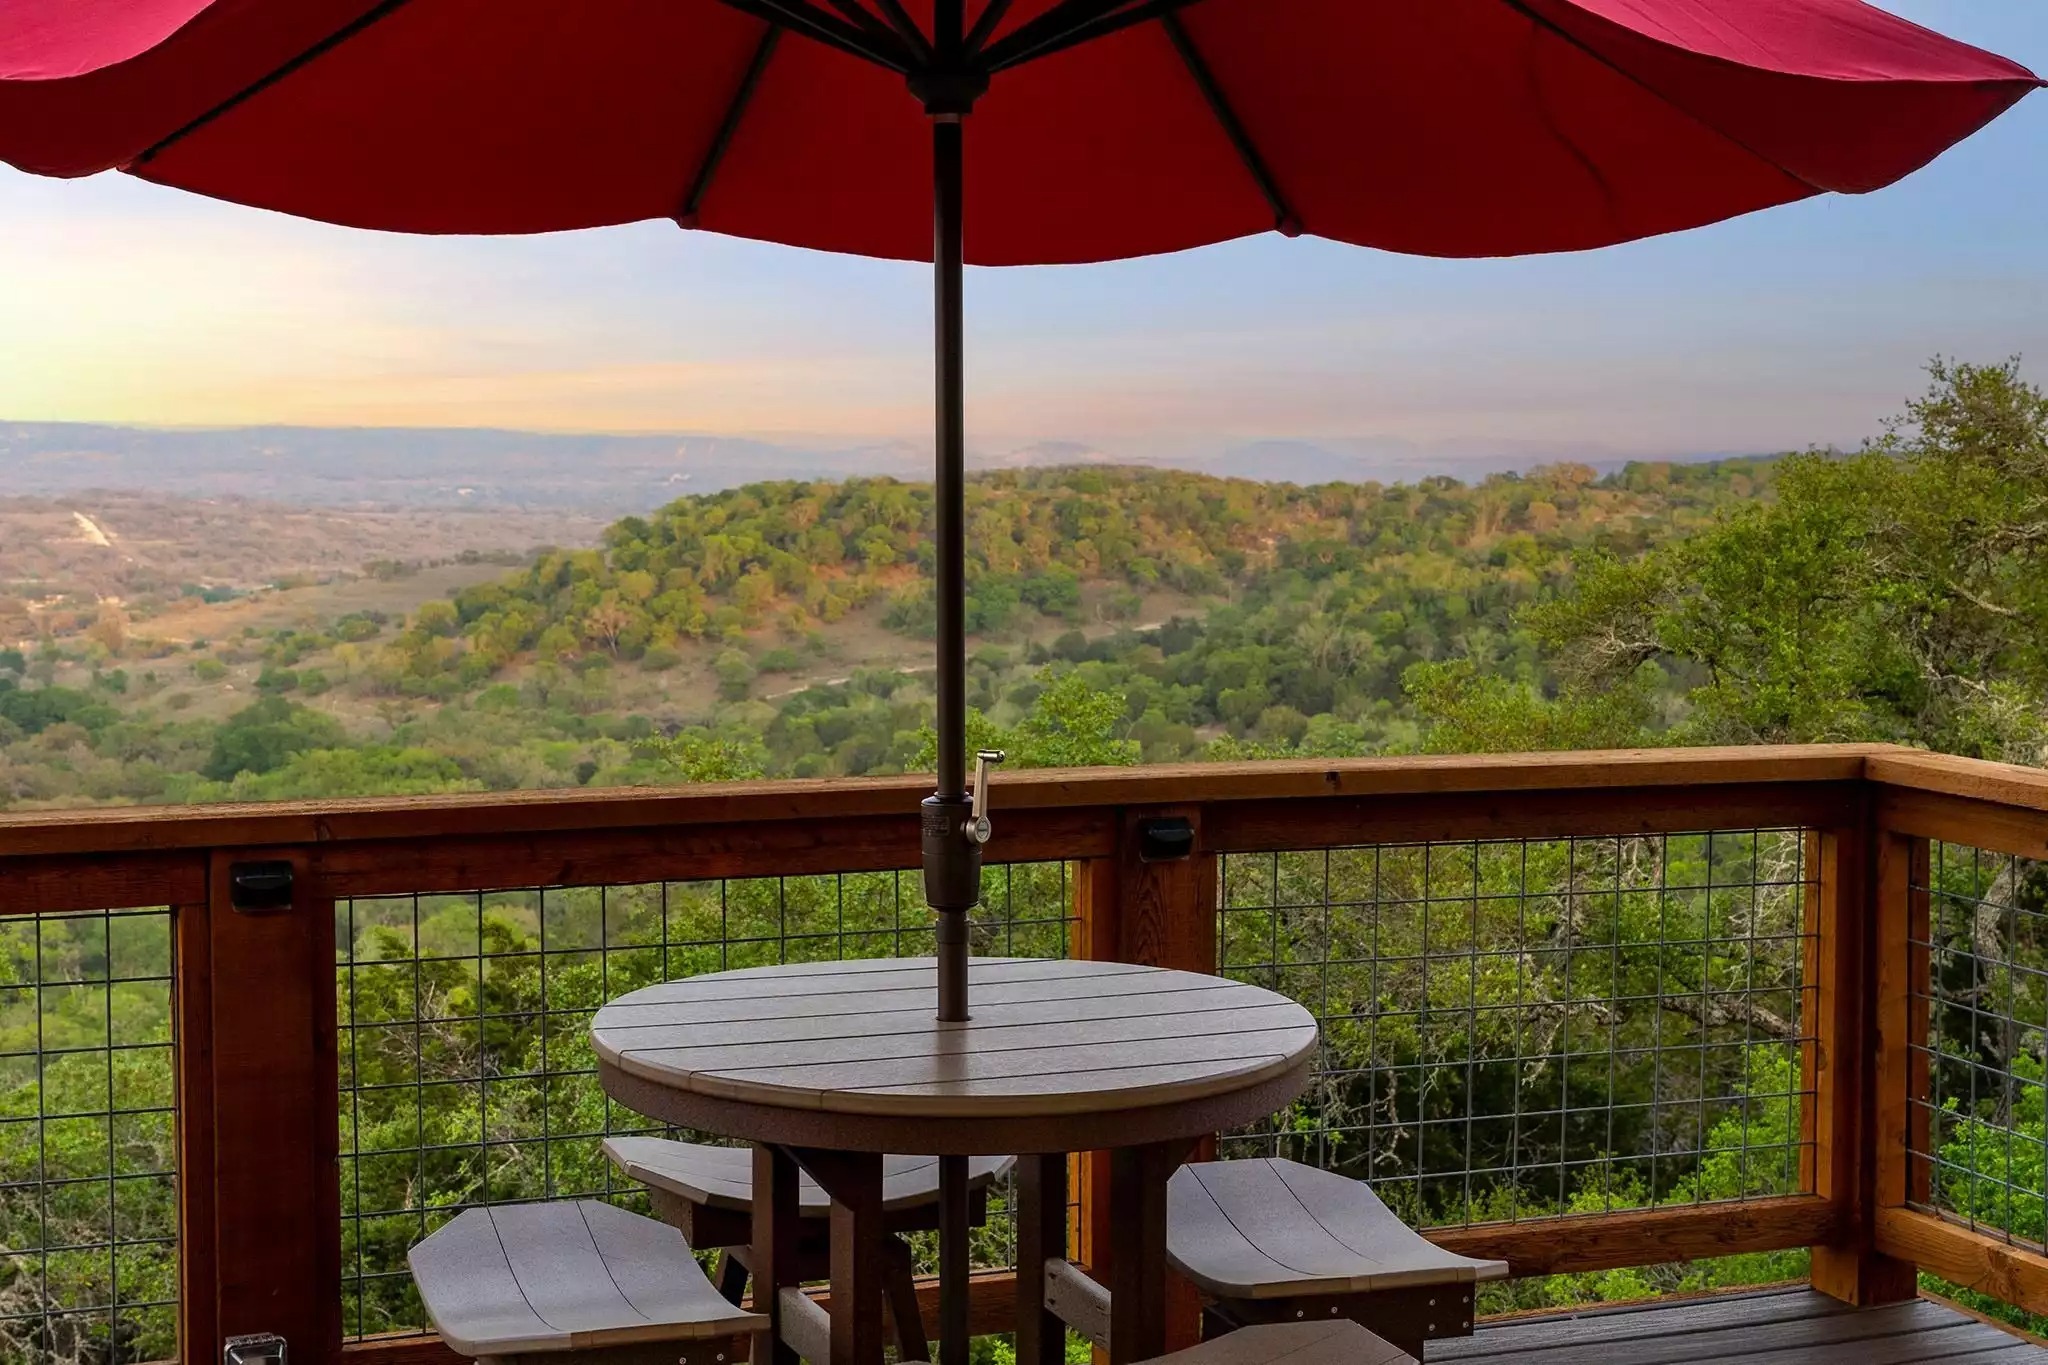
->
751;1144;801;1365
883;1234;932;1363
1015;1154;1068;1365
939;1154;970;1365
1109;1140;1191;1365
791;1148;889;1365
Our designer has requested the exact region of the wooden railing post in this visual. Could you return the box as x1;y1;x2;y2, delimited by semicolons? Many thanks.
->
1071;806;1217;1357
1869;832;1933;1285
1808;811;1920;1306
182;848;341;1363
1071;854;1119;1288
175;894;219;1365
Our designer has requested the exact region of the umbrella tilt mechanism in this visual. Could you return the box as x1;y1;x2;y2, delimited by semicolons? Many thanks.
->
926;749;1005;1019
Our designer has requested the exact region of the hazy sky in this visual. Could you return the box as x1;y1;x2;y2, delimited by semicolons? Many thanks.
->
2;0;2044;470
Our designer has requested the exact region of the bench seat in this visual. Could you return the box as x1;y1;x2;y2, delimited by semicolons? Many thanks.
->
1169;1159;1509;1299
1146;1320;1412;1365
602;1136;1011;1217
1170;1159;1509;1358
409;1200;763;1365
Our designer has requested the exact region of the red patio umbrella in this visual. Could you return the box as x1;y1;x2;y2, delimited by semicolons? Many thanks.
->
1;2;2037;1356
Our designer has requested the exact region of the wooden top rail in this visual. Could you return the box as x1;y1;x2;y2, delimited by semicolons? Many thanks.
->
1865;748;2048;814
5;741;2045;913
0;744;1886;860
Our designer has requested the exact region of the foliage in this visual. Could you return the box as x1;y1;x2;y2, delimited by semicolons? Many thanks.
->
0;911;177;1364
1404;660;1654;754
918;669;1142;771
356;461;1760;700
0;452;1796;806
1508;360;2048;760
0;684;115;739
201;696;348;782
220;746;480;801
637;730;769;783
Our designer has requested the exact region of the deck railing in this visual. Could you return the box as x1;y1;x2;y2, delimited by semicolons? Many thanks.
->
3;743;2047;1364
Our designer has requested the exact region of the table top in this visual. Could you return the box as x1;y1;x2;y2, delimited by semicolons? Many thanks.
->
592;956;1318;1155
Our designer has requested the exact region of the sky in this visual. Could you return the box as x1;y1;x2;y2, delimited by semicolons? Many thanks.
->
2;0;2046;474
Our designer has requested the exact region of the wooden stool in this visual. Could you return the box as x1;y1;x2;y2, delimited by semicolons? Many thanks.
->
604;1137;1012;1360
1143;1320;1412;1364
407;1200;763;1365
1167;1159;1509;1360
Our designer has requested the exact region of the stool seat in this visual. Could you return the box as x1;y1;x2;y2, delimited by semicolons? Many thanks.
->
1168;1159;1509;1300
603;1136;1012;1216
1145;1321;1411;1365
604;1137;1014;1363
409;1201;762;1362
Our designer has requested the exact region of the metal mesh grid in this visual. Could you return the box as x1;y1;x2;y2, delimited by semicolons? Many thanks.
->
337;862;1072;1341
1217;832;1817;1233
1907;842;2048;1255
0;908;179;1365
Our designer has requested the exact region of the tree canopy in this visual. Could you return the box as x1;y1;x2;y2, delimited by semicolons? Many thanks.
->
1424;361;2048;762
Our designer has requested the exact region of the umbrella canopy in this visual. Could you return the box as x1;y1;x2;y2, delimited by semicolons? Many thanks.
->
1;0;2038;264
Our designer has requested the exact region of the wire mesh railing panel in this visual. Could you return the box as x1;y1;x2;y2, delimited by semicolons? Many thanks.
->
0;908;178;1365
337;862;1071;1341
1218;832;1816;1235
1907;842;2048;1256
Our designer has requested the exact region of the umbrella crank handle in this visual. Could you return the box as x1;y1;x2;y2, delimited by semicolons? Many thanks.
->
965;749;1006;846
920;751;1003;914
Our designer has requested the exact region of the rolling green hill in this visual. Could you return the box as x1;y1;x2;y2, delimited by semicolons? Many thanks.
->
0;456;1780;806
403;461;1766;685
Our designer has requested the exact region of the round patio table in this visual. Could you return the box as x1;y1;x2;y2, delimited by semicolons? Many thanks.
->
592;955;1318;1365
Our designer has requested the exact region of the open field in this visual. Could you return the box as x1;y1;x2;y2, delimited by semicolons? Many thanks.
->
0;493;604;599
0;492;607;644
136;562;524;644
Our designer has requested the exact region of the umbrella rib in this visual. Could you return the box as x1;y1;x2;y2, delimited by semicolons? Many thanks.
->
130;0;420;165
1161;12;1298;235
820;0;929;64
963;0;1016;56
866;0;938;65
1489;0;1825;194
985;0;1207;72
980;0;1144;69
711;0;915;73
679;24;783;226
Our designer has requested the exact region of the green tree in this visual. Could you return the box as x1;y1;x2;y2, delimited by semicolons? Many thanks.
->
713;648;755;702
638;731;769;783
1431;361;2048;760
227;746;477;799
920;670;1139;771
202;697;349;781
1405;661;1653;753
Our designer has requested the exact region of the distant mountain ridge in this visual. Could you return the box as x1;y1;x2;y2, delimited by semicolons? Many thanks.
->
0;419;1760;512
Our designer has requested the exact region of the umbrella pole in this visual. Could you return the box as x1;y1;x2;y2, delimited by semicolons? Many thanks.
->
915;6;984;1350
923;94;976;1365
927;111;972;1027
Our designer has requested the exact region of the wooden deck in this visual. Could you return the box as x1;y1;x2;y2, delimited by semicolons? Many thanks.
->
1437;1288;2047;1364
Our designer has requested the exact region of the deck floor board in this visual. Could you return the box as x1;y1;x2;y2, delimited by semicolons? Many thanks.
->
1436;1288;2046;1364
